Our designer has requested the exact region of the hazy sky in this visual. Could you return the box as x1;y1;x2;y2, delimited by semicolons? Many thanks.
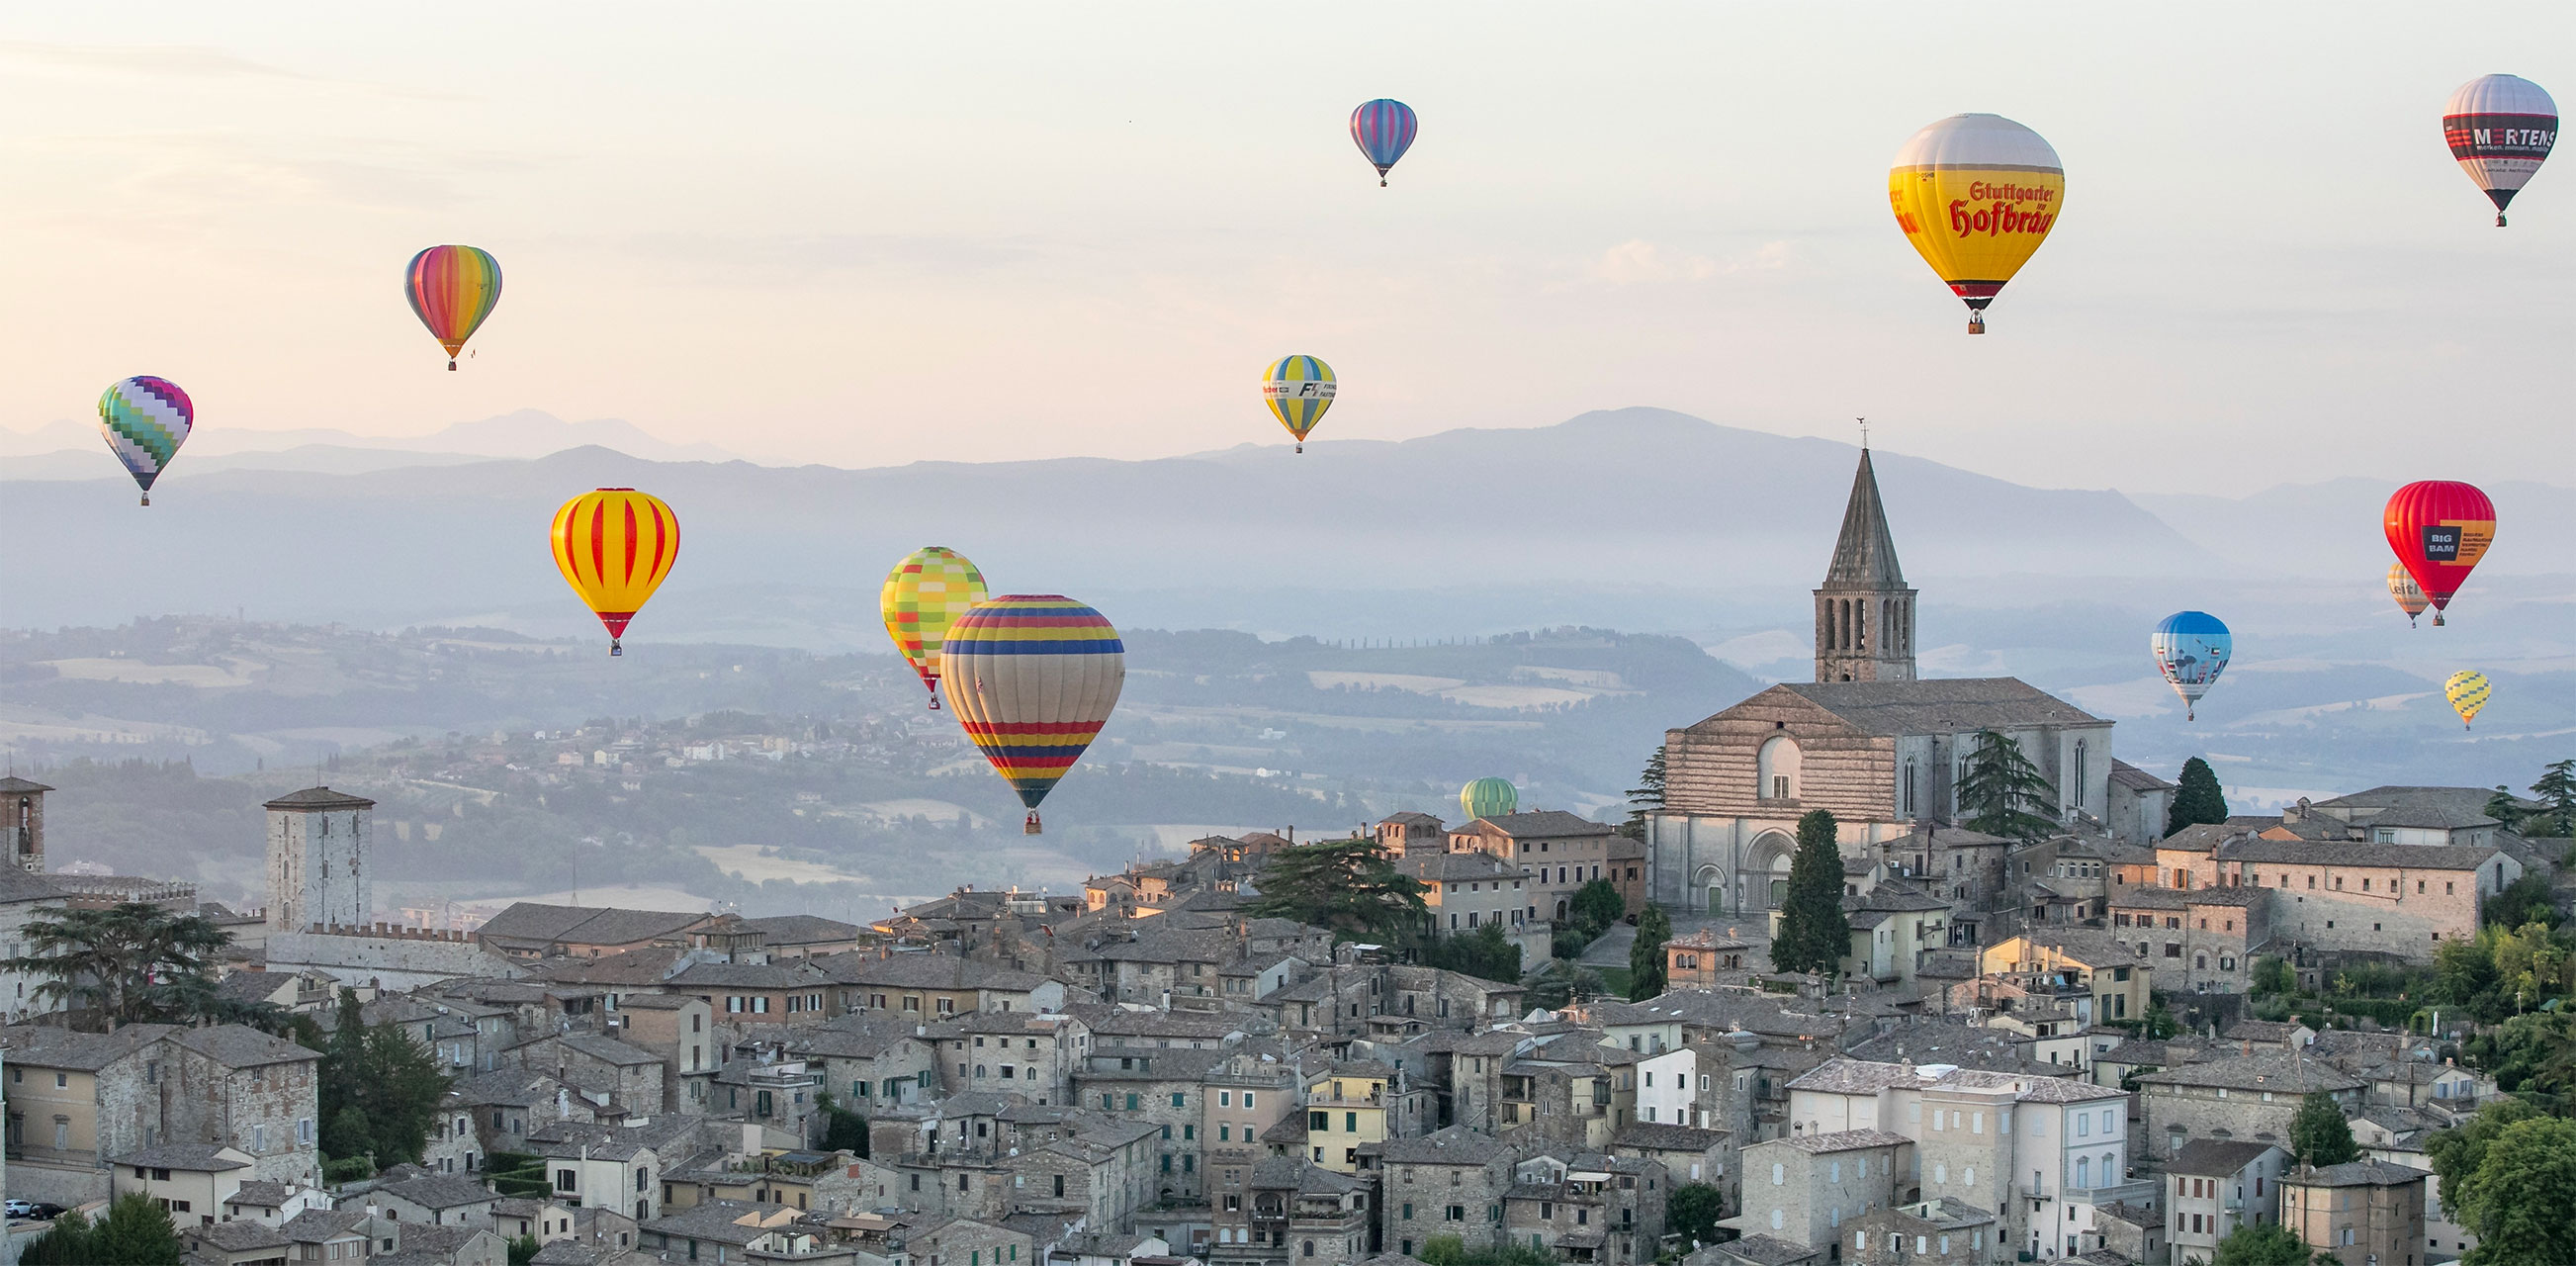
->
3;5;2568;495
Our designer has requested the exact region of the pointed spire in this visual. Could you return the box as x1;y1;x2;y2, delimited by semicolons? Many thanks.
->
1822;449;1906;588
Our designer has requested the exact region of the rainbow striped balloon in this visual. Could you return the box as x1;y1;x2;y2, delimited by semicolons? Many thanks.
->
404;245;503;370
1350;98;1419;186
97;376;194;506
550;489;680;656
1262;355;1336;453
881;546;990;709
941;595;1125;834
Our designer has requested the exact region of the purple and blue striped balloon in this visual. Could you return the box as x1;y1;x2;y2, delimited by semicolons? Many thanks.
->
1350;99;1419;187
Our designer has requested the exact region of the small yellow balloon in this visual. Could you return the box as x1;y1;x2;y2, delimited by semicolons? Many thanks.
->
2444;670;2490;729
1889;114;2066;333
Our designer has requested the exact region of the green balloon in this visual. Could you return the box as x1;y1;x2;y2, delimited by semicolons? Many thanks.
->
1460;777;1518;821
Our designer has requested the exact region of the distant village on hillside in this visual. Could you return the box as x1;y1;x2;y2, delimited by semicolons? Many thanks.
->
2;452;2568;1266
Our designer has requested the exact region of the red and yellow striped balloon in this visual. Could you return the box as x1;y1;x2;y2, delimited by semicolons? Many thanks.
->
404;245;503;370
550;489;680;656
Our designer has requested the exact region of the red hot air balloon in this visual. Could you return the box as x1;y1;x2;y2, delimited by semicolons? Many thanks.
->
2384;481;2496;626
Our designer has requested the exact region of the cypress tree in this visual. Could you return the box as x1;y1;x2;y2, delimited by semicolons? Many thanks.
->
2169;757;2230;834
1628;904;1671;1000
1771;810;1850;977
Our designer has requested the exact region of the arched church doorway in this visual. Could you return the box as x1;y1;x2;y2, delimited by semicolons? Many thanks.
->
1694;865;1725;915
1748;831;1796;910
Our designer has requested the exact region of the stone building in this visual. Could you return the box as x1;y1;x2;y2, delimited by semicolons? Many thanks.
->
1646;454;2118;918
1;1023;321;1203
924;1009;1081;1105
1373;1127;1527;1258
1843;1198;1998;1266
1724;1130;1910;1250
2278;1159;2429;1266
2163;1139;2285;1261
264;786;375;935
1449;813;1632;924
1397;851;1547;966
2106;884;2270;992
0;865;71;1024
1662;929;1750;992
2135;1054;2363;1157
2;775;49;872
1503;1150;1668;1265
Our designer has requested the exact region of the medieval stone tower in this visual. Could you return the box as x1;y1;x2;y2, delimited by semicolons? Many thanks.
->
265;786;374;933
1;775;49;872
1814;447;1918;683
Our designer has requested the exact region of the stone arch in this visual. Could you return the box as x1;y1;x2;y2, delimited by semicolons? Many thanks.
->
1749;830;1797;909
1757;735;1803;801
1693;864;1727;916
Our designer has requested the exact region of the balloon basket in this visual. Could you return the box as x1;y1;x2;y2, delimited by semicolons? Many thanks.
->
928;696;941;711
2433;613;2445;627
1023;812;1042;836
448;360;459;371
1379;178;1388;188
1294;443;1304;454
139;493;150;506
2497;214;2508;227
609;640;623;658
1967;314;1987;335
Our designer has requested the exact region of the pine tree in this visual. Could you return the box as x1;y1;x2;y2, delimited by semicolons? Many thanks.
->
1628;904;1671;1001
2485;785;2526;832
1955;731;2060;840
90;1193;183;1266
1771;810;1850;977
2532;760;2576;838
2169;757;2230;835
1620;745;1667;841
1247;837;1427;944
2289;1093;2358;1168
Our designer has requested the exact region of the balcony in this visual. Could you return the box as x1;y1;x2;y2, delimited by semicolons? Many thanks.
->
1307;1086;1383;1106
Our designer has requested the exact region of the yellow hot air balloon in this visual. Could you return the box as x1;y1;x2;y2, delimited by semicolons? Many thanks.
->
1889;114;2065;333
2387;564;2431;626
881;547;989;710
1262;356;1335;453
2444;671;2490;729
550;489;680;656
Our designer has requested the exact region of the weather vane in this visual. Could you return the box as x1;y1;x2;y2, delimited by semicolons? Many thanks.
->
1856;417;1869;450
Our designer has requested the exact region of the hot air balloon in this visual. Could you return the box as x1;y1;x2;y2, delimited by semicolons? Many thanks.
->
2385;481;2496;626
881;547;990;710
1262;356;1336;452
2443;75;2557;226
1350;99;1418;187
2151;611;2233;721
2387;564;2431;626
404;245;503;370
549;489;679;656
1460;777;1518;821
2445;671;2491;729
97;376;193;506
942;595;1125;834
1888;115;2066;333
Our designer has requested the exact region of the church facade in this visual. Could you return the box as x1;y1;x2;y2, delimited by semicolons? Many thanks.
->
1644;450;2122;918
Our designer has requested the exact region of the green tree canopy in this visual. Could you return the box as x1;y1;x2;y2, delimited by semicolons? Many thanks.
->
2531;759;2576;839
2288;1093;2358;1168
1628;904;1671;1001
90;1194;184;1266
1423;922;1523;985
1771;810;1850;976
309;987;455;1169
1524;960;1603;1012
2427;1097;2543;1221
1620;745;1666;841
2169;756;2230;835
0;901;231;1031
1667;1183;1725;1247
2443;1113;2576;1266
2206;1219;2318;1265
1956;731;2060;840
1568;879;1626;936
1247;837;1427;944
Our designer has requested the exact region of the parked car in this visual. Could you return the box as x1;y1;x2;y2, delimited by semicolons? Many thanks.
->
1;1200;32;1219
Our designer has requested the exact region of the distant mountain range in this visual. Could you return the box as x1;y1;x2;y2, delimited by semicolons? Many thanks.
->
0;408;744;474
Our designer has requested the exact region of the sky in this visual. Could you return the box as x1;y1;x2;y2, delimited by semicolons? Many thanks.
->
1;4;2569;496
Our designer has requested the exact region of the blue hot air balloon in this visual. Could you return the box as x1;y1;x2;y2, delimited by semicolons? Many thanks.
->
2152;611;2233;721
1350;99;1418;187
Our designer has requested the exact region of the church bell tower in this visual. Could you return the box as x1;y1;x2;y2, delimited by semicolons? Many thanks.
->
1815;447;1917;683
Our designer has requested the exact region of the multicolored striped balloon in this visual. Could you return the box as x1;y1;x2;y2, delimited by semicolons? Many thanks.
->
941;595;1125;834
1262;355;1336;453
881;547;990;710
97;376;194;506
2445;670;2491;729
550;489;680;656
404;245;503;370
1350;99;1418;186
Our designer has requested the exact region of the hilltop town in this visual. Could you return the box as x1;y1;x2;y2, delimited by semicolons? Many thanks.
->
2;453;2568;1266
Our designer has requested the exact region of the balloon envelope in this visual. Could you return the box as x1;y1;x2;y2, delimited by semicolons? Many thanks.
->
550;489;680;654
1350;99;1418;185
97;376;193;504
1461;777;1518;821
941;595;1125;833
405;245;503;369
1262;356;1336;451
1888;114;2065;332
2384;481;2496;624
2387;564;2431;624
2444;75;2557;225
2444;670;2491;728
881;547;990;707
2151;611;2232;720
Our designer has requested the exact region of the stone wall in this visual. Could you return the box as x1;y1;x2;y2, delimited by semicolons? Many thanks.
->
266;928;524;990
